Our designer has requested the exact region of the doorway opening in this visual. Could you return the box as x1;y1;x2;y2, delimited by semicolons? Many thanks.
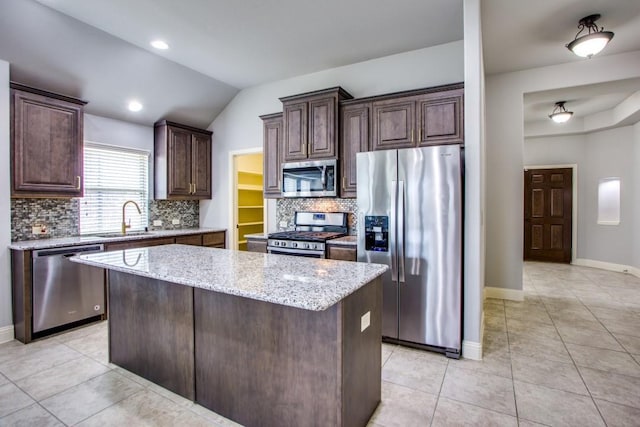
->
231;151;265;251
523;166;577;263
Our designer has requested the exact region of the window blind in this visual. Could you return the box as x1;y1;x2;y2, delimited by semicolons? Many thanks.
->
80;143;149;235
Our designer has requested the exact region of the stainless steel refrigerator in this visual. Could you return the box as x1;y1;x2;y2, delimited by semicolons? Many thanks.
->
357;145;462;358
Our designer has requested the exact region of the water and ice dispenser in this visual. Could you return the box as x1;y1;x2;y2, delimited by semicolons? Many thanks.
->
364;216;389;252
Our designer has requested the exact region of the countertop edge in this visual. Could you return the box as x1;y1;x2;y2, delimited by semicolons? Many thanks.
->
9;228;227;251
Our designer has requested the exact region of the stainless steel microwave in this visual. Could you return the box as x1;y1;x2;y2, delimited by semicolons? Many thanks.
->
282;159;337;198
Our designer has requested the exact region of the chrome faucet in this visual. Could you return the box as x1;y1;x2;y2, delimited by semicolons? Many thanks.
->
122;200;142;235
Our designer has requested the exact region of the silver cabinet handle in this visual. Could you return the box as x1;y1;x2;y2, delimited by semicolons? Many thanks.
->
76;176;81;190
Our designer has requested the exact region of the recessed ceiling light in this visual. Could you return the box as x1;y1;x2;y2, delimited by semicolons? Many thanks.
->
150;40;169;50
128;100;143;112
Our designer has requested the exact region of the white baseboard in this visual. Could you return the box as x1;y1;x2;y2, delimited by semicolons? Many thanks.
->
484;286;524;301
462;340;482;360
573;258;640;278
0;325;14;344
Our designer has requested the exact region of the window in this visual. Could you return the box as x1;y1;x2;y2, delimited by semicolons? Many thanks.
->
597;177;620;225
80;142;149;235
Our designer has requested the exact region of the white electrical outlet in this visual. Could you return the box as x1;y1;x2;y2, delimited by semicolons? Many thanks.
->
279;221;288;228
32;225;48;235
153;220;163;226
172;219;180;225
360;311;371;332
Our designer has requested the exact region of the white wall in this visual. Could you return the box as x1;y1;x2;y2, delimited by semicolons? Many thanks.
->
0;60;11;332
525;127;636;266
634;123;640;271
462;0;485;354
485;50;640;291
201;40;464;233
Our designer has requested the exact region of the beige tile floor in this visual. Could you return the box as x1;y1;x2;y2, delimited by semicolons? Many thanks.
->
1;262;640;426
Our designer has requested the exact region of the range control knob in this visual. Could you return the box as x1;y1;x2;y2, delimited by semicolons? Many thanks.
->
303;243;309;248
273;241;279;246
291;242;298;248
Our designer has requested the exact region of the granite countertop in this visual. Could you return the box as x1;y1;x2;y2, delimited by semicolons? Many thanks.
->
8;228;226;251
327;236;357;246
244;233;268;240
71;244;387;311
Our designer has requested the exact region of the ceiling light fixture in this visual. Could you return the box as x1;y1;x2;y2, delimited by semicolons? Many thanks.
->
548;101;573;123
128;100;143;112
566;14;614;58
150;40;169;50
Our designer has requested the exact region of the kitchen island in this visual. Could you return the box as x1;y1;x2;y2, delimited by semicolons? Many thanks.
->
72;244;387;427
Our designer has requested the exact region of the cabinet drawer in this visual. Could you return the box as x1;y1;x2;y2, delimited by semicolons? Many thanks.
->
247;240;267;253
175;234;203;246
203;232;225;248
327;246;357;262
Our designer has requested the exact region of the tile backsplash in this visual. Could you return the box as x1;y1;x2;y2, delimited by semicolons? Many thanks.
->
148;200;199;230
11;198;80;241
276;198;358;234
11;198;200;241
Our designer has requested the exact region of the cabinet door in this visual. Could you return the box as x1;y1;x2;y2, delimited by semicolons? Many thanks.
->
416;89;464;146
340;103;369;198
12;90;83;196
191;132;212;198
308;97;336;159
371;98;416;150
282;101;308;162
167;127;193;197
262;114;283;198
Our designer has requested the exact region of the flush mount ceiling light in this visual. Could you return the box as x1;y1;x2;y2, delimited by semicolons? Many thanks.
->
566;14;614;58
548;101;573;123
128;100;143;112
150;40;169;50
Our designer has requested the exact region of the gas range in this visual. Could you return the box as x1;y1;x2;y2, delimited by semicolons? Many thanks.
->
267;212;347;258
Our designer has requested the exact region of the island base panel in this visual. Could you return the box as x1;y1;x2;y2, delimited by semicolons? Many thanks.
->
108;271;195;400
194;276;382;427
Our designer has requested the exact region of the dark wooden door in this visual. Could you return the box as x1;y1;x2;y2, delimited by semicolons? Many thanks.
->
308;96;336;159
167;126;192;197
261;113;283;198
371;97;416;150
11;88;84;196
282;101;308;162
191;132;211;198
416;89;464;146
340;103;369;198
524;168;572;263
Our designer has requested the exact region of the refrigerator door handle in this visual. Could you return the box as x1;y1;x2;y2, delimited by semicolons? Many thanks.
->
390;180;398;281
398;180;405;283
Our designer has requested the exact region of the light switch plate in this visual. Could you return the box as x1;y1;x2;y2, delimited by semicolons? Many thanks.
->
153;220;163;226
172;219;180;225
361;311;371;332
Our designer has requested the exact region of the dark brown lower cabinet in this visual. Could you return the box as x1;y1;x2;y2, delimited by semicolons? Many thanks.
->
109;271;195;399
105;272;382;427
327;245;357;261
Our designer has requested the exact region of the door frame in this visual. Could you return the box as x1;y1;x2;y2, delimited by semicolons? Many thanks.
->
523;164;578;263
228;147;266;250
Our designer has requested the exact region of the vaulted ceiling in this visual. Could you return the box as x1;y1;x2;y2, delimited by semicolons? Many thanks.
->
2;0;640;130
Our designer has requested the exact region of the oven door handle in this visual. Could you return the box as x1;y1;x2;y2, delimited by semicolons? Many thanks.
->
268;247;325;258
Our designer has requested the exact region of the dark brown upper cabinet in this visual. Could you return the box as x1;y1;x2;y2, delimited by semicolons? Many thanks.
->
340;102;370;198
155;120;212;200
371;84;464;151
10;83;87;198
260;112;283;199
280;87;353;162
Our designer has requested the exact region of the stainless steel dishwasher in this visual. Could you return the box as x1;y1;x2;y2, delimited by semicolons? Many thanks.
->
32;244;105;333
